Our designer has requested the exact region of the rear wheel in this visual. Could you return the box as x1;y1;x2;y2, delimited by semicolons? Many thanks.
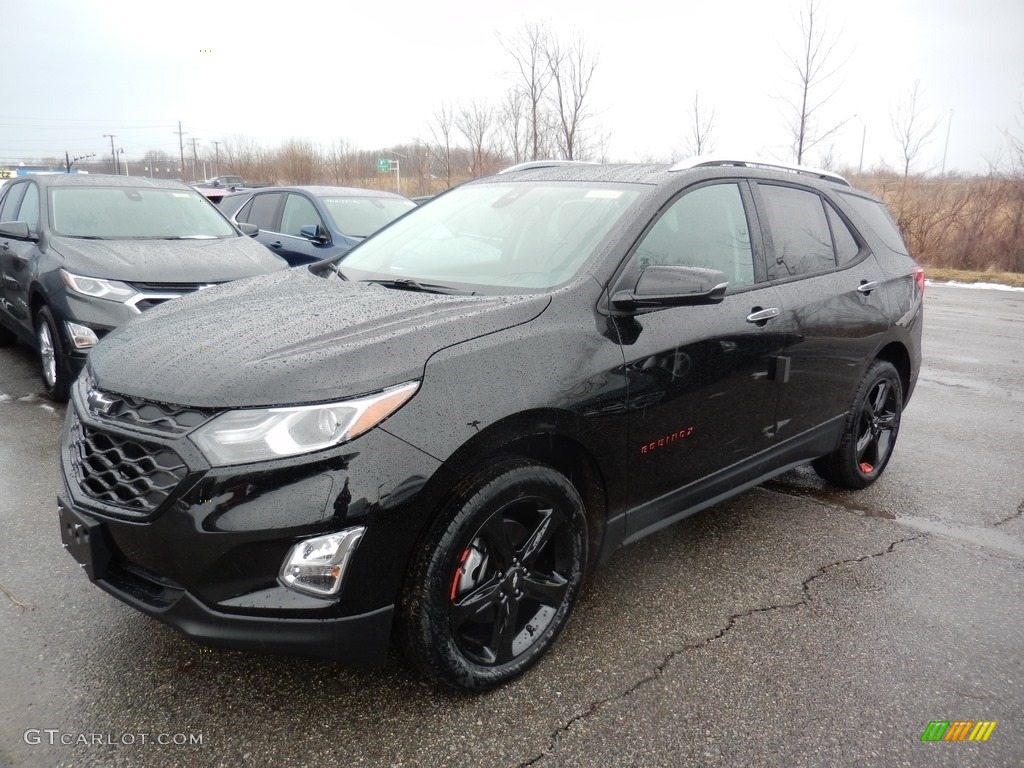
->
401;459;588;691
35;306;72;402
813;360;903;489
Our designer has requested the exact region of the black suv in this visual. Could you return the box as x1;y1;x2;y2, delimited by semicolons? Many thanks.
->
57;160;922;690
0;174;286;400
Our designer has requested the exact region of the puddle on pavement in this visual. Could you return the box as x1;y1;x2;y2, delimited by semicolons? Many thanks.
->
763;475;897;520
764;473;1024;559
893;516;1024;559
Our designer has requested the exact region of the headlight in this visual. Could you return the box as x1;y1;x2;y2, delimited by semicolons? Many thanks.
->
190;381;419;466
60;269;138;302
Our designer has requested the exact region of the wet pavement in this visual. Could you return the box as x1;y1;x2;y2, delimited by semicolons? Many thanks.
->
1;283;1022;767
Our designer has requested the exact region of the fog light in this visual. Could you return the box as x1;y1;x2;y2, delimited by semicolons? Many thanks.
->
280;527;365;597
66;321;100;349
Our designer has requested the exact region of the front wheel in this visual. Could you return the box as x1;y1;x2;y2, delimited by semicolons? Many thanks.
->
401;460;588;691
35;306;72;402
813;360;903;489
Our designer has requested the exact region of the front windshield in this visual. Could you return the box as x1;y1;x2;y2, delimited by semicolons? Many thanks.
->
339;182;642;291
321;196;416;238
49;186;237;239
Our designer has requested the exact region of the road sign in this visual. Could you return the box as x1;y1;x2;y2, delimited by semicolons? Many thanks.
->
377;159;390;173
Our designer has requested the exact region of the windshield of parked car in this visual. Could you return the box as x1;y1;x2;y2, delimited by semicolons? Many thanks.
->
339;182;642;291
49;186;237;239
321;196;416;238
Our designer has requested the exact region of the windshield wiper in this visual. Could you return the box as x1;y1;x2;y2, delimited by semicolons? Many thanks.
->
364;278;475;296
161;235;218;240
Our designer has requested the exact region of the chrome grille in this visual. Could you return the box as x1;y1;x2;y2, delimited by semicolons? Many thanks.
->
67;414;187;517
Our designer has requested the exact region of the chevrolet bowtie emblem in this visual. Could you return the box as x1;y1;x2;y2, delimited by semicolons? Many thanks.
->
87;388;118;416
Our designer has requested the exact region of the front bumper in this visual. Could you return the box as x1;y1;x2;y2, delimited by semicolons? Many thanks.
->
58;496;393;666
57;375;444;667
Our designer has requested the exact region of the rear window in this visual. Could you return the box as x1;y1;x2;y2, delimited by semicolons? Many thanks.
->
840;192;908;254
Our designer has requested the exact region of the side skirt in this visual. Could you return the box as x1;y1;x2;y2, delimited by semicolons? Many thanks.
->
598;416;843;558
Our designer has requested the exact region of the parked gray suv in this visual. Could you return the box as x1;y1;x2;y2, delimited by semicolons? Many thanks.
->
0;174;287;400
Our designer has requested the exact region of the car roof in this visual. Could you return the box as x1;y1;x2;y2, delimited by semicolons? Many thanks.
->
223;185;413;201
15;173;195;190
480;159;859;195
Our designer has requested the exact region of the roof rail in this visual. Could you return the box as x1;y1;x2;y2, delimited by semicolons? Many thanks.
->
669;156;850;187
498;159;600;174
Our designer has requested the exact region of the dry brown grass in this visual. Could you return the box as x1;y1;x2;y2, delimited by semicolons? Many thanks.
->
921;266;1024;288
853;173;1024;276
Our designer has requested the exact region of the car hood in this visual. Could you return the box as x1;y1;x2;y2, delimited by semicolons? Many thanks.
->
49;235;286;282
87;269;550;407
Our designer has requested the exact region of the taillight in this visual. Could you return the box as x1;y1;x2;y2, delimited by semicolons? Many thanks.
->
913;266;925;297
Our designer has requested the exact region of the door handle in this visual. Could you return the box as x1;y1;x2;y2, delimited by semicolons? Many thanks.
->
746;307;780;324
857;280;879;294
270;241;283;249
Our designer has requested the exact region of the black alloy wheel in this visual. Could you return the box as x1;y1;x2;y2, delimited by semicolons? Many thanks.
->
35;305;72;402
813;360;903;489
401;460;588;691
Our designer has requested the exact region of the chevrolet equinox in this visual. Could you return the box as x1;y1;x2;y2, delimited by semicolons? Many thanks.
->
58;160;922;690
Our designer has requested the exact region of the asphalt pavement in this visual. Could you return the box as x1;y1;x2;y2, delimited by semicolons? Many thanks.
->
1;283;1021;768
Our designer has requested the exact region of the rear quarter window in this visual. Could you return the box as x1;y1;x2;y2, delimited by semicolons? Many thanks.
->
840;192;908;255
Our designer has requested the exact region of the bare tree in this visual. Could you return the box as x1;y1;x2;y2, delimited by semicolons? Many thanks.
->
456;100;497;178
427;103;456;188
686;91;716;157
500;87;530;165
545;31;598;161
499;22;552;161
781;0;847;164
891;81;941;178
275;138;323;184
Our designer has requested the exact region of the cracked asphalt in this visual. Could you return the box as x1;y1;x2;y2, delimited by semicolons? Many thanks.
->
1;283;1022;768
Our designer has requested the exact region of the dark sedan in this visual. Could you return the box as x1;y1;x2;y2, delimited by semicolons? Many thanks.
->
218;186;415;266
0;174;287;400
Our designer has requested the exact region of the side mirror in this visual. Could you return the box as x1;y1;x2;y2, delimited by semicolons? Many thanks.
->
300;224;330;244
0;220;34;240
612;265;728;310
237;222;259;237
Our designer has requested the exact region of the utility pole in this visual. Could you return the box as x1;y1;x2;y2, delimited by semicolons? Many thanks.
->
212;140;221;177
940;110;954;176
174;121;187;181
189;137;201;182
103;134;118;174
64;151;95;173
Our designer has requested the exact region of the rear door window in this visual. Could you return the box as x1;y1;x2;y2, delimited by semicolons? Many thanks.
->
241;192;284;233
758;184;835;279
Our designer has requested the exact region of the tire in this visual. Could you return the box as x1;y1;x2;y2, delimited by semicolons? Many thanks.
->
34;305;72;402
813;360;903;489
400;459;588;691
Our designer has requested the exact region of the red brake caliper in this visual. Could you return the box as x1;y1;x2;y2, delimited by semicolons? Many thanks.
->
859;462;873;474
450;548;471;601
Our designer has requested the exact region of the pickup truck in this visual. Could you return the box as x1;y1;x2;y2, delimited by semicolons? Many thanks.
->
193;176;272;203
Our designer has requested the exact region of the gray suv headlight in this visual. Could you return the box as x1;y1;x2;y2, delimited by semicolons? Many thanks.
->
60;269;138;302
190;381;419;466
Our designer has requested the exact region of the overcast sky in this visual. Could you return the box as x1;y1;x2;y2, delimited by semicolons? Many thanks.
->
2;0;1022;175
